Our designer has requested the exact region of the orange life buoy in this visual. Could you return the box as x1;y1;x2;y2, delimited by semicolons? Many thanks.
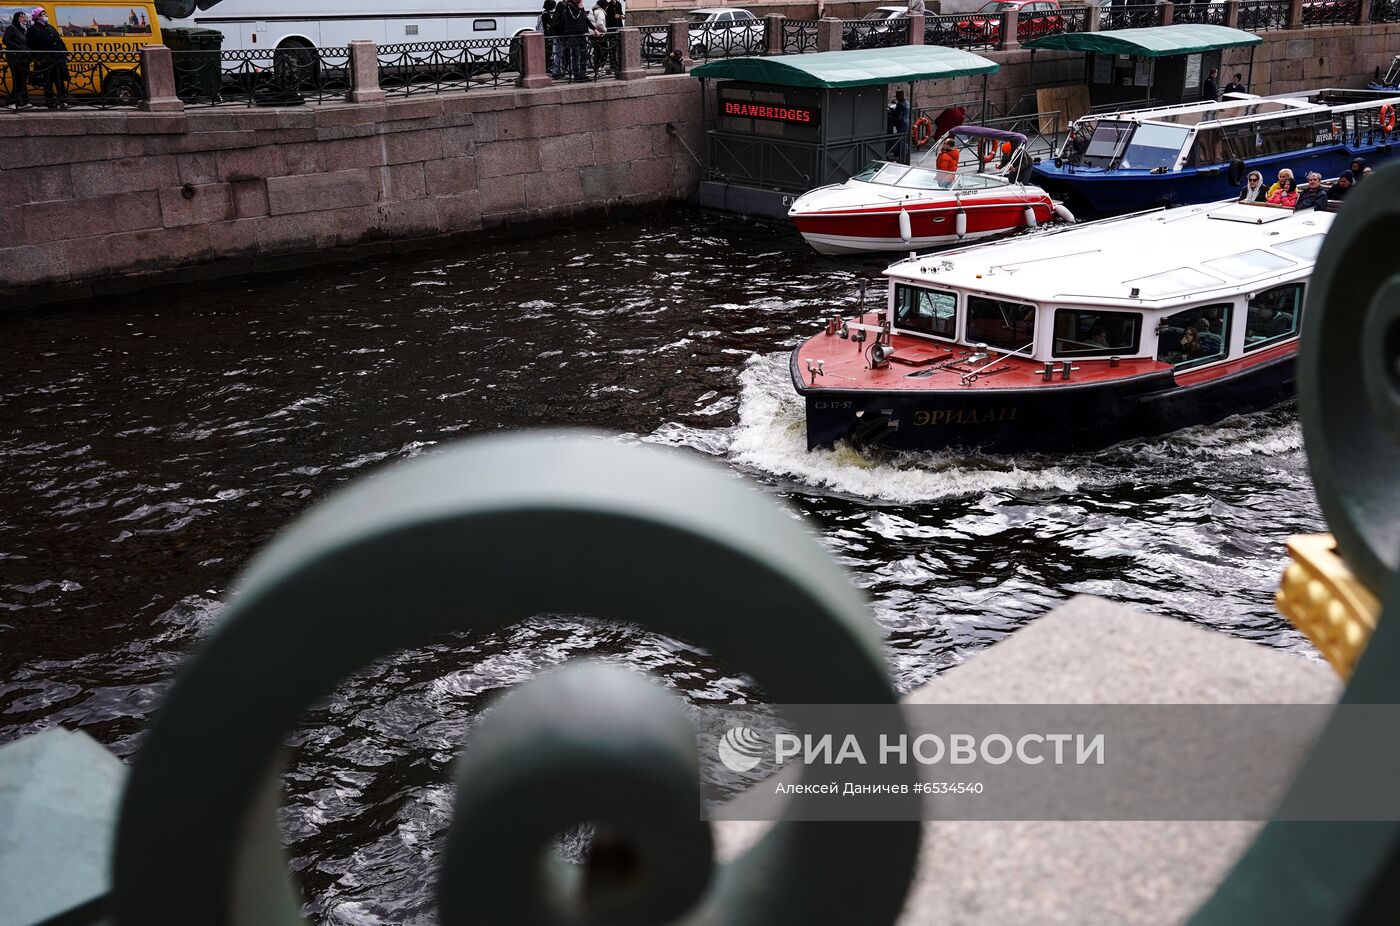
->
911;116;933;148
1382;103;1396;133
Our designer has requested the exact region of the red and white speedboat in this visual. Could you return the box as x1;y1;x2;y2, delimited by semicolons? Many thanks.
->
788;126;1073;255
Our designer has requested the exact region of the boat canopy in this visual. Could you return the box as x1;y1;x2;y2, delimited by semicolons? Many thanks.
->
691;45;999;89
1022;23;1261;57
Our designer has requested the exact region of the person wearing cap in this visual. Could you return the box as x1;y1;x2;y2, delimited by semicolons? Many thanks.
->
1223;72;1247;95
3;10;30;110
1293;172;1329;211
1349;156;1367;181
25;7;67;110
1330;170;1355;201
1237;170;1267;203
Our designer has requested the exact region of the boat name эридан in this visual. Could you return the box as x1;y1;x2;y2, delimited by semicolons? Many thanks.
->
913;407;1019;427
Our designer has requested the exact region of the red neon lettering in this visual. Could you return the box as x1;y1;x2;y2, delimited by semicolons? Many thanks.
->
722;100;814;123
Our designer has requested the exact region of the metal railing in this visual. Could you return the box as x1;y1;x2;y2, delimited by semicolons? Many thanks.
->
1098;3;1161;28
1056;5;1094;33
925;11;996;49
1301;0;1361;25
545;32;621;81
686;20;766;62
1371;0;1400;21
6;49;145;109
379;38;520;95
638;24;672;67
840;18;907;51
782;18;820;53
173;47;351;107
1172;1;1229;24
1237;0;1291;29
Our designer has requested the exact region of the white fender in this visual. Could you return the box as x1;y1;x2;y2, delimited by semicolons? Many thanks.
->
1053;202;1077;224
897;208;912;243
954;209;967;239
1023;205;1038;228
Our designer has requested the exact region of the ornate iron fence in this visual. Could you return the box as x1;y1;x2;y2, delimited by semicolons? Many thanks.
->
379;38;520;95
686;20;766;62
638;24;672;67
1098;3;1160;28
925;11;996;49
7;49;145;109
840;18;907;50
1371;0;1400;21
782;18;820;53
173;47;351;107
1056;5;1093;32
1301;0;1360;25
545;32;622;80
1237;0;1290;29
1172;1;1228;24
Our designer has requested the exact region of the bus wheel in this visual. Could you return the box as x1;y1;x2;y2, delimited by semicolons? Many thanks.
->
103;71;142;106
273;39;320;89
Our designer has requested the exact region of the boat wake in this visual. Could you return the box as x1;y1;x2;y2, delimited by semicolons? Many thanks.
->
645;353;1305;504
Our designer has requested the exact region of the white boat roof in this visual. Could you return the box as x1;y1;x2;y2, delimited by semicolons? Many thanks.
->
1087;88;1400;129
885;202;1333;309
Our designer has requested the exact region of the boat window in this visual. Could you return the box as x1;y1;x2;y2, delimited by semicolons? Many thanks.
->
1124;266;1221;298
851;163;881;182
1118;123;1191;170
966;296;1035;353
870;163;911;185
1274;234;1326;261
1244;283;1303;351
894;285;957;340
1155;303;1232;367
1052;309;1141;358
1077;120;1131;166
948;172;1009;191
1202;249;1296;280
892;167;945;190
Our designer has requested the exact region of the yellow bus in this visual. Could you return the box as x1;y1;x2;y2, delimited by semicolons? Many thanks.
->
1;1;163;102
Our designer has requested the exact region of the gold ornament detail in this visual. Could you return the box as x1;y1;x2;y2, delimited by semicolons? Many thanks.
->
1276;533;1382;679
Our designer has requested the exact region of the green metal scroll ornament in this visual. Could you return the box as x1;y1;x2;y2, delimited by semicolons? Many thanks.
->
111;432;920;925
1190;165;1400;923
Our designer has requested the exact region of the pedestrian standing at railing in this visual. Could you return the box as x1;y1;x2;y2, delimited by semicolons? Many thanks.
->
3;11;30;110
540;0;563;78
907;0;926;13
26;7;67;110
558;0;590;80
605;0;625;30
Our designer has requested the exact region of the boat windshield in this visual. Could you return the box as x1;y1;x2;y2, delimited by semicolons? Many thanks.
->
852;162;1009;191
1066;120;1190;170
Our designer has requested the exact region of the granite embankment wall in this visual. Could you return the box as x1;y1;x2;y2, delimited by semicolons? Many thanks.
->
1;23;1396;307
0;75;706;306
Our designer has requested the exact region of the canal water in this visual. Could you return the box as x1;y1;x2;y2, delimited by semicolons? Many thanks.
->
0;209;1323;922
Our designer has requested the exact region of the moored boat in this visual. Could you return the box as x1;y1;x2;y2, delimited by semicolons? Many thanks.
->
1031;88;1400;216
788;126;1072;255
792;199;1331;453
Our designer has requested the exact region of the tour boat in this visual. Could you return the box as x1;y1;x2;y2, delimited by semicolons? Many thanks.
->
788;127;1073;255
791;200;1331;453
1031;88;1400;216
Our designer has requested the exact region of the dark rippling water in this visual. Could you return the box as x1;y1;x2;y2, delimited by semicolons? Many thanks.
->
0;208;1324;923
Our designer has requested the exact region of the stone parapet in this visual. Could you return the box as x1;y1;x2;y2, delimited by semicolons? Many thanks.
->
139;45;181;113
618;28;645;80
906;12;925;44
817;16;844;52
347;40;386;104
765;13;785;55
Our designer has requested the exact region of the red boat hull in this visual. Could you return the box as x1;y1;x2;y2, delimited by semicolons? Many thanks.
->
790;195;1057;254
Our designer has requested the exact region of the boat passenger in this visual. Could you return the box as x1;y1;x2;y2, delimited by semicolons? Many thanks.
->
1194;318;1222;357
1294;172;1330;211
1267;168;1294;198
1268;176;1298;208
1223;72;1247;95
1363;166;1373;180
1330;170;1355;199
1238;170;1267;203
936;136;959;173
1350;157;1367;179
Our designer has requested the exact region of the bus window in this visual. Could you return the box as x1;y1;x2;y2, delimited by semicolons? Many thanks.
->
472;19;496;31
1156;303;1231;367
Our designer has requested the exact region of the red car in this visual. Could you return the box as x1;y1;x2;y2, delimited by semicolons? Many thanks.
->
956;0;1064;44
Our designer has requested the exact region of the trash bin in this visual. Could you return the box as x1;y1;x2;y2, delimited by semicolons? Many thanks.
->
163;27;224;103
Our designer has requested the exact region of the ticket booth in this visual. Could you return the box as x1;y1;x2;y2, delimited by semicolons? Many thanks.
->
692;46;998;217
1025;24;1260;110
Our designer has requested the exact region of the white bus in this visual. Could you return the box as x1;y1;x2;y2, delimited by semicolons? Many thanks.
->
154;0;541;54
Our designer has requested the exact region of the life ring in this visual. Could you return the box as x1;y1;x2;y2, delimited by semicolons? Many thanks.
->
1381;103;1396;133
911;116;933;148
1227;158;1247;187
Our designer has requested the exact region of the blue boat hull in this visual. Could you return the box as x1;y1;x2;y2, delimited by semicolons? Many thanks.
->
1032;142;1397;216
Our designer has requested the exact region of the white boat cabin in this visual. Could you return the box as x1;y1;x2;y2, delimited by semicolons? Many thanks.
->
880;201;1332;370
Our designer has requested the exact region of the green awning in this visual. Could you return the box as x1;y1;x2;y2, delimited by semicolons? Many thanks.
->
691;45;998;89
1023;23;1261;57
